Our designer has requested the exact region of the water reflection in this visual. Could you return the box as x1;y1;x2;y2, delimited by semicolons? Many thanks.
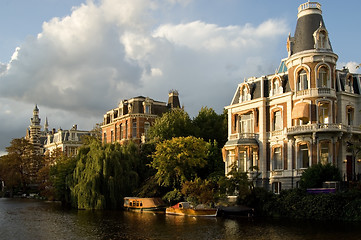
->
1;198;361;240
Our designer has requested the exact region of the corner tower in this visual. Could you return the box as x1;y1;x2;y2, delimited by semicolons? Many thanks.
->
286;2;338;93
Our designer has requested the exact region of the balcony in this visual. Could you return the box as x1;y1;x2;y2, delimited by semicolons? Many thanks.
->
226;132;259;147
295;88;336;99
287;123;346;135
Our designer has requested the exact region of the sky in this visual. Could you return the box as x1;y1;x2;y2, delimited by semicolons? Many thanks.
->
0;0;360;155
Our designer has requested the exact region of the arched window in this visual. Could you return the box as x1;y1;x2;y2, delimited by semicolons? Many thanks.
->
317;66;329;88
239;85;251;103
347;107;354;126
345;76;354;93
297;69;308;91
270;78;283;96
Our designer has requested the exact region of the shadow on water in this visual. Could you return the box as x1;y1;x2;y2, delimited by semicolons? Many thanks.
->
1;198;361;240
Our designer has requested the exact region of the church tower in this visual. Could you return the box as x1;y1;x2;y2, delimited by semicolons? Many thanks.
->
26;105;42;153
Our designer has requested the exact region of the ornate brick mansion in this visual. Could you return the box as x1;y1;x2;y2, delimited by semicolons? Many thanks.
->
222;2;361;193
101;90;181;145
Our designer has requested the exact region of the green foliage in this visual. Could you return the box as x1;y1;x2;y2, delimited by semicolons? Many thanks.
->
193;107;227;146
218;164;252;202
150;136;208;190
0;138;43;193
181;178;217;205
147;108;194;142
49;154;77;204
299;163;342;189
69;140;141;209
162;189;183;205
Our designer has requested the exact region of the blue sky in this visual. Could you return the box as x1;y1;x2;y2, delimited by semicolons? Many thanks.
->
0;0;360;154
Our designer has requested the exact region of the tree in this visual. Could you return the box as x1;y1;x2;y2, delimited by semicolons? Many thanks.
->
147;108;194;142
69;140;141;209
181;178;217;205
0;138;43;194
39;148;74;201
193;107;227;146
149;136;208;190
299;163;342;189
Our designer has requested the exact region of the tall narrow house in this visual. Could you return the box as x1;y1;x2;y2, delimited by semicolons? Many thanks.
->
222;2;361;193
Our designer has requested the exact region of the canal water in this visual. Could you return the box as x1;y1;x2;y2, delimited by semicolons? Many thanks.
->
1;198;361;240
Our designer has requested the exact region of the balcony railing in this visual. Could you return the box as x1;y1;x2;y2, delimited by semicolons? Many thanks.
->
229;132;258;140
298;2;321;13
295;88;335;98
287;123;346;135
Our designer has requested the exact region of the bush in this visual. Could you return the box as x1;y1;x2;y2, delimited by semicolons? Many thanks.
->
299;163;342;189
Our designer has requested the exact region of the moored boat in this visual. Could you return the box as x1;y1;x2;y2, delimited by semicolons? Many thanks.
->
166;202;218;217
123;197;166;212
217;205;254;217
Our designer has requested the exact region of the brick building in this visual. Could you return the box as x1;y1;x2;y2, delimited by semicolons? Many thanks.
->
101;90;181;144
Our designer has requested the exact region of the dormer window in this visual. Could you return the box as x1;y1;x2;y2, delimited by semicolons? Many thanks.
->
317;66;329;88
239;85;251;103
313;23;331;50
270;78;283;96
345;76;354;93
297;69;309;91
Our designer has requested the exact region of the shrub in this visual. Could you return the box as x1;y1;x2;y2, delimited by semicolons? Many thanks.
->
299;163;341;189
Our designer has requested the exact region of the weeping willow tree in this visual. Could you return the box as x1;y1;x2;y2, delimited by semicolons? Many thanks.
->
69;140;140;210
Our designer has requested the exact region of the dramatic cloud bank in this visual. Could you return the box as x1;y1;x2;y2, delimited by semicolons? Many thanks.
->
0;0;290;151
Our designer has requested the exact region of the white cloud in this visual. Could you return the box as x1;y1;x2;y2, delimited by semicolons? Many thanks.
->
0;0;290;151
337;61;361;74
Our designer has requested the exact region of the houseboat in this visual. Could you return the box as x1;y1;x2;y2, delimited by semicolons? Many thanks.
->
166;202;218;217
123;197;166;212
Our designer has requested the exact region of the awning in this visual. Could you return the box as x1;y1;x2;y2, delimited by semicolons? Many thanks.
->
292;102;310;119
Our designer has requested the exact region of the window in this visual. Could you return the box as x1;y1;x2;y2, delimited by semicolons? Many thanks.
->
317;66;329;88
347;108;354;126
320;142;329;165
319;103;329;124
240;113;254;133
120;124;123;139
273;147;282;170
299;144;309;168
239;86;251;102
145;105;151;114
273;182;282;194
273;111;282;131
271;79;283;96
132;120;137;138
297;69;308;91
125;121;128;139
345;76;353;93
111;130;114;143
242;87;248;102
103;132;107;144
227;150;235;174
239;148;246;172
